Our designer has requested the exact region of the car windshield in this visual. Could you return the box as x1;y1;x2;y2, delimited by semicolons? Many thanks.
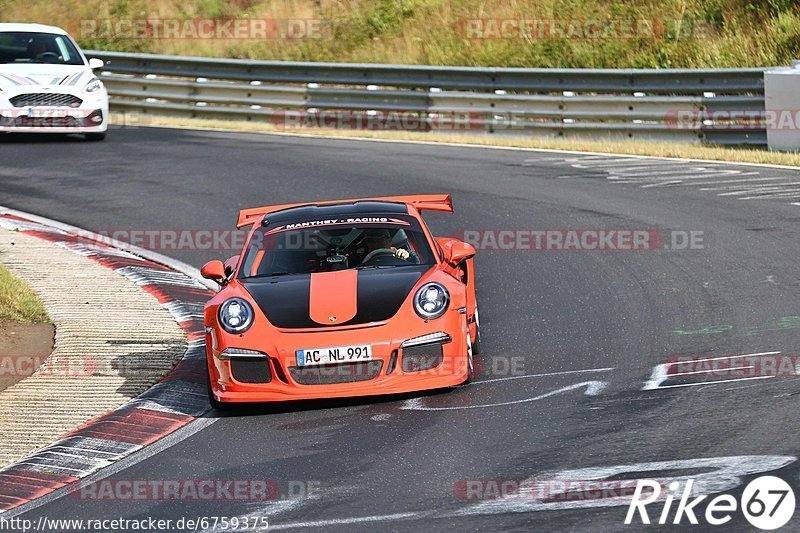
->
239;221;436;278
0;32;84;65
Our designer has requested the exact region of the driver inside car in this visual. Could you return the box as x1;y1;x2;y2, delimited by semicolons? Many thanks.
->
361;229;411;263
27;36;51;61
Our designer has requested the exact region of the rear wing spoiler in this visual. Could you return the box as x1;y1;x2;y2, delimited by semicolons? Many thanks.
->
236;194;453;228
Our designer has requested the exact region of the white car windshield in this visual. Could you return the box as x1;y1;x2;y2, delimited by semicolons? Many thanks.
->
0;32;84;65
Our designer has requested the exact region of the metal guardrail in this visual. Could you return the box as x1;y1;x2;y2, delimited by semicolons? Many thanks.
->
88;50;770;145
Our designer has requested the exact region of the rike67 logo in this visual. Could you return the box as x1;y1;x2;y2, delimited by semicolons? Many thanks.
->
626;475;795;530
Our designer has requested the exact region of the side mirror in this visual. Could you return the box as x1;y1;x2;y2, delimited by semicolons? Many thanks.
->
442;240;476;265
88;58;104;70
201;260;226;282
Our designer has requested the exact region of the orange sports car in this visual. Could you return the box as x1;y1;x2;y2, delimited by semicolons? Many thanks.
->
201;194;480;408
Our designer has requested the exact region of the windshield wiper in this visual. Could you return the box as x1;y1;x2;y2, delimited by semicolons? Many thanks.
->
246;271;293;279
355;265;395;270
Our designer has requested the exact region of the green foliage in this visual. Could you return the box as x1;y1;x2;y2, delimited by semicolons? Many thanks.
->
0;263;48;324
1;0;799;67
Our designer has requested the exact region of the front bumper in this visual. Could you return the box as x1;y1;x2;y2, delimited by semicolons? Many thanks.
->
0;89;108;133
207;310;470;403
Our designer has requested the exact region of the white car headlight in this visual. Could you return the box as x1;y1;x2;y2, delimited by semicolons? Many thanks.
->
414;282;450;319
218;298;254;334
84;79;104;94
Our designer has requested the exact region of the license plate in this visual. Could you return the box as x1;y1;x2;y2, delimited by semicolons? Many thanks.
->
28;108;69;118
296;344;372;367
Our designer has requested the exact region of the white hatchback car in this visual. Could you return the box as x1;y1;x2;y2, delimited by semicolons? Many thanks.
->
0;23;108;140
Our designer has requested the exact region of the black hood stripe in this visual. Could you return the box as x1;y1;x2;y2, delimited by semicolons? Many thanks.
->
242;266;430;328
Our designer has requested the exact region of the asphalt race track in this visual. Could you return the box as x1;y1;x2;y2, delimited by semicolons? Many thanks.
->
3;127;800;531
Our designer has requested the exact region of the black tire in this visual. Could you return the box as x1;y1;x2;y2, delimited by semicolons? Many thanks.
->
471;308;482;356
85;132;106;142
471;324;482;356
207;374;229;411
463;334;475;385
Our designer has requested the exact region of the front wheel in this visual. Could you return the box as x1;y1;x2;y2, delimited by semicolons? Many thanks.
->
463;332;474;385
471;307;482;356
207;373;229;411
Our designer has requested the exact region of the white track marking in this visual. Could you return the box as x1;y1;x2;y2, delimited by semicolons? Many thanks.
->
669;365;754;377
748;190;800;196
661;172;762;182
642;364;669;390
3;416;219;518
140;124;800;172
665;351;780;366
717;186;800;196
558;151;800;202
695;177;787;187
704;182;797;192
613;171;750;181
142;125;800;203
641;180;683;188
0;206;217;518
573;161;680;169
454;455;796;516
606;169;705;178
554;154;800;203
260;455;798;528
748;189;800;195
221;455;799;529
643;352;782;391
573;164;680;172
654;375;775;389
740;191;800;200
400;381;607;411
609;172;758;186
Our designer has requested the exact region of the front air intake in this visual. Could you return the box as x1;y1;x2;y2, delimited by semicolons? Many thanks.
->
230;358;272;383
401;343;444;372
10;93;83;107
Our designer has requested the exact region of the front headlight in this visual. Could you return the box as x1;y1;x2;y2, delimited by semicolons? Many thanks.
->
84;79;104;94
414;282;450;320
218;298;254;334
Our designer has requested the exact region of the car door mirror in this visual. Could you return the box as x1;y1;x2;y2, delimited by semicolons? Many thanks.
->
88;58;104;70
201;260;226;282
442;241;476;265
